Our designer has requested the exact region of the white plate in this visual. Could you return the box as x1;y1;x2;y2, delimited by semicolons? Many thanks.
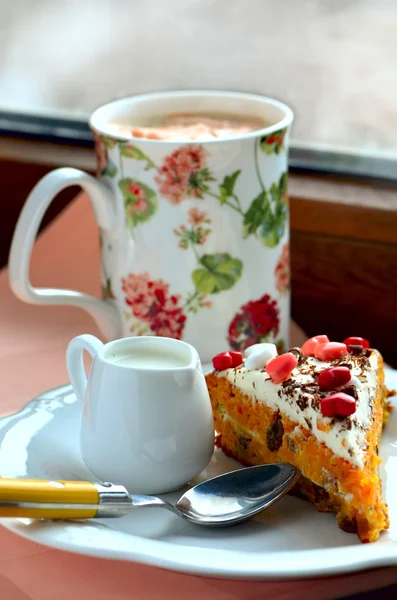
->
0;370;396;579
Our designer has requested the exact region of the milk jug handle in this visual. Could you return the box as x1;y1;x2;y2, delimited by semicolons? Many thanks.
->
66;334;104;402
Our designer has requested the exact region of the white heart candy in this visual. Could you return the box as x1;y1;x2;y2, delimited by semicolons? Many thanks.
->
244;343;278;358
245;344;278;370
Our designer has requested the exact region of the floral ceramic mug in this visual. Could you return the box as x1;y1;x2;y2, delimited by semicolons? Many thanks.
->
9;91;293;362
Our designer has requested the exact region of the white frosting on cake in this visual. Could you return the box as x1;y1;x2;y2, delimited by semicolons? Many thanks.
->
215;351;380;469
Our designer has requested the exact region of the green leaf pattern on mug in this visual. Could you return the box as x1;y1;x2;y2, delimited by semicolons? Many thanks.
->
219;170;241;201
119;178;158;228
101;278;115;300
243;173;288;248
219;170;242;207
101;136;118;150
102;160;117;178
192;253;243;294
119;142;156;170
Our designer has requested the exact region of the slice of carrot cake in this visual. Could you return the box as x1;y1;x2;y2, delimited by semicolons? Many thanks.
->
205;335;392;543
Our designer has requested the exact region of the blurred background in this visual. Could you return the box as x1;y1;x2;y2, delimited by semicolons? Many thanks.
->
1;0;396;157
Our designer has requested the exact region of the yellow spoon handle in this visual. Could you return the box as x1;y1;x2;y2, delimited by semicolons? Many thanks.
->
0;479;130;520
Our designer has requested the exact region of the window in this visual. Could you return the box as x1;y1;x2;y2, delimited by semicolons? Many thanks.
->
1;0;395;178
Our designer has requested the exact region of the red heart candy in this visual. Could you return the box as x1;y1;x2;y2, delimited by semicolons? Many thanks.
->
335;393;357;416
320;396;336;418
212;352;233;371
229;351;243;367
265;352;298;384
315;342;348;361
318;366;351;390
301;335;330;357
320;392;356;418
343;336;370;350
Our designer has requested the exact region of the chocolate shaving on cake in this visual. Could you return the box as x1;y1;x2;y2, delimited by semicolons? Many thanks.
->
300;383;320;395
342;386;359;401
310;393;322;410
281;378;296;388
353;353;371;370
297;395;310;411
289;347;307;365
298;366;314;375
338;417;353;431
281;379;300;398
349;345;365;356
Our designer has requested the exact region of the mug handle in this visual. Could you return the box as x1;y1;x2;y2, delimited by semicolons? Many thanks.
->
66;334;104;402
8;167;124;340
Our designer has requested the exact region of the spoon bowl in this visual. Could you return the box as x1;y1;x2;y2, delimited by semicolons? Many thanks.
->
174;463;300;526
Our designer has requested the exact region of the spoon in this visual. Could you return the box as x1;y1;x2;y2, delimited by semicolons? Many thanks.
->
169;463;299;526
0;464;299;526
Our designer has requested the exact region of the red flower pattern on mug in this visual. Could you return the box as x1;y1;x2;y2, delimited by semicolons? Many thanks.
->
274;243;290;294
227;294;280;352
259;128;287;155
187;207;208;225
173;207;212;250
125;182;149;215
155;145;215;204
122;272;186;339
